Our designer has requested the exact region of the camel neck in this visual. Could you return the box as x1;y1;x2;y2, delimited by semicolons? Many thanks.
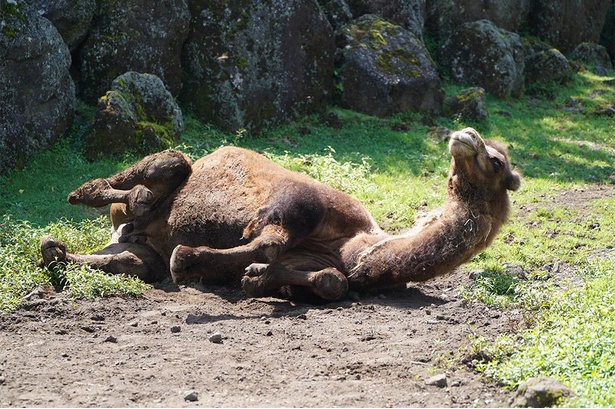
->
345;197;507;291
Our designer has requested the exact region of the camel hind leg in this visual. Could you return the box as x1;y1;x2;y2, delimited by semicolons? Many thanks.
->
40;236;167;283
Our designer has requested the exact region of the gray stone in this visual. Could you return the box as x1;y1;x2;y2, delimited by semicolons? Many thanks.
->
184;390;198;401
78;0;190;102
426;0;530;42
569;42;613;70
180;0;334;133
425;373;447;387
528;0;612;54
28;0;95;52
336;14;443;117
0;0;75;174
511;377;575;407
525;49;572;84
316;0;353;30
86;72;183;159
441;20;525;99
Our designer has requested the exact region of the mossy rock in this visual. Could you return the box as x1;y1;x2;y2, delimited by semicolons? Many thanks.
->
568;42;613;70
440;19;525;99
0;0;75;174
525;48;572;84
179;0;335;133
335;14;443;117
444;87;488;122
86;72;183;160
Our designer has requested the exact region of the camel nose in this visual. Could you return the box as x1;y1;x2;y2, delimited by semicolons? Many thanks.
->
449;127;487;157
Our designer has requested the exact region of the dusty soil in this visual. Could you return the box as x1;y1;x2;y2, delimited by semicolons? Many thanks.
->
1;185;613;407
0;274;518;408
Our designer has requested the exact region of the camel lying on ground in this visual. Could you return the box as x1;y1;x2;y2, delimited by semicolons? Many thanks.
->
40;128;520;301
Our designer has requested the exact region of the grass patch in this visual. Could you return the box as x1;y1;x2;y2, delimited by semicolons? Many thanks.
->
0;215;148;311
476;257;615;407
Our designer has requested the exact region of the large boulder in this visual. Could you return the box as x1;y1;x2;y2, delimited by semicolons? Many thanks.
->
316;0;353;30
0;0;75;174
335;14;443;117
180;0;334;133
27;0;95;52
86;72;183;160
525;49;572;85
528;0;612;54
425;0;530;42
344;0;426;41
568;42;613;70
77;0;190;102
440;20;525;99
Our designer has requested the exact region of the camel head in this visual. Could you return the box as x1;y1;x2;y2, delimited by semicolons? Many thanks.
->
448;127;521;201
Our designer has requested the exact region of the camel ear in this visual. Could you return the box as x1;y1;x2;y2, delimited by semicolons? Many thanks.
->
506;171;521;191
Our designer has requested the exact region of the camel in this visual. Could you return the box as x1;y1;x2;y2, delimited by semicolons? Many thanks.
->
40;127;520;302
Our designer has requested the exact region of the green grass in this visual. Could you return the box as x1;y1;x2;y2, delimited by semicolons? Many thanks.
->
0;68;614;405
475;257;615;407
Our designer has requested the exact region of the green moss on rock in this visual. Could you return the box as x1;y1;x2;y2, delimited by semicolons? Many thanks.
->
87;72;183;160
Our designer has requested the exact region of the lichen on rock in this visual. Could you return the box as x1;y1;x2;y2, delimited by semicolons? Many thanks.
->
86;72;183;160
0;0;75;173
440;19;525;99
180;0;335;133
335;14;443;117
444;87;488;123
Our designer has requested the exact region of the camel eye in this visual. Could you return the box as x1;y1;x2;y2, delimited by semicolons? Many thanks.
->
491;158;503;171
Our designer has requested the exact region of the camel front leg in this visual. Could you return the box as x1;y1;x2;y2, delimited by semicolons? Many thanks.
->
241;262;348;301
40;236;167;283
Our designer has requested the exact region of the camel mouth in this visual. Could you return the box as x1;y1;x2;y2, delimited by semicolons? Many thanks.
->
449;128;482;157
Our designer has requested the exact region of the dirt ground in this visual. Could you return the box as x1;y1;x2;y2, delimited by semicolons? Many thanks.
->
1;274;520;408
1;185;613;408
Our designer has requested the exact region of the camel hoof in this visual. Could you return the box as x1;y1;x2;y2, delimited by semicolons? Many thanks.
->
170;245;195;283
127;185;155;217
245;263;269;277
241;275;266;298
242;272;280;298
310;269;348;301
40;236;67;267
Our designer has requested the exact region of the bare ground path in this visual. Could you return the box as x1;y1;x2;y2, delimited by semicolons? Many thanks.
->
0;273;515;408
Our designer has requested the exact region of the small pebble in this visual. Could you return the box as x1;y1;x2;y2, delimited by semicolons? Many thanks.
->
170;325;181;333
425;373;448;387
209;332;223;344
184;390;199;402
104;335;117;343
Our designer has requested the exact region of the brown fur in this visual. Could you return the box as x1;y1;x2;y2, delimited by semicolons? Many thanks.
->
40;128;520;302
